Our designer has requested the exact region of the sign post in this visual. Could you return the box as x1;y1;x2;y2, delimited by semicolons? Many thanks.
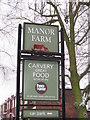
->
61;28;65;119
22;109;60;119
16;24;22;120
16;23;65;120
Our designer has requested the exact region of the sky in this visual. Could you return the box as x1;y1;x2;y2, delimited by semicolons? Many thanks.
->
0;0;89;106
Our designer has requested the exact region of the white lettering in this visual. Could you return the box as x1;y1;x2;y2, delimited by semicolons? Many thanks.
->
37;84;46;91
39;28;45;34
51;29;55;35
32;35;52;43
28;63;54;69
28;27;31;33
33;72;49;78
28;27;55;36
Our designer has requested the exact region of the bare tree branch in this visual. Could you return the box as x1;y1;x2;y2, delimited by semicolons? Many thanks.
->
65;74;71;80
41;14;57;17
42;19;58;25
79;2;90;7
73;2;81;18
0;50;11;57
83;84;90;95
74;1;90;18
75;27;90;45
79;65;90;81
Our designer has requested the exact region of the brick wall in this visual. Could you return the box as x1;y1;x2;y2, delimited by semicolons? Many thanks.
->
1;89;90;119
65;89;78;118
33;89;89;119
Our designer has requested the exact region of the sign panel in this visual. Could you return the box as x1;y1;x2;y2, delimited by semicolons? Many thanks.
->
22;60;59;101
22;109;60;119
23;23;59;52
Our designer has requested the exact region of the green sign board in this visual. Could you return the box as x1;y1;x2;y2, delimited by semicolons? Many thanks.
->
22;60;59;101
22;109;60;119
23;23;59;52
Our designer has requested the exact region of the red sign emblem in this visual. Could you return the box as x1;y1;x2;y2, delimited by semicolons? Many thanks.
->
33;44;49;52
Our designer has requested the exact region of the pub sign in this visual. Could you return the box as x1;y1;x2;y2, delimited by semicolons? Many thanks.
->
23;23;59;52
22;109;60;119
22;60;59;101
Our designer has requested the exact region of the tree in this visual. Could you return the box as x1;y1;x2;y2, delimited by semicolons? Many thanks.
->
0;0;18;81
0;0;90;119
28;1;90;118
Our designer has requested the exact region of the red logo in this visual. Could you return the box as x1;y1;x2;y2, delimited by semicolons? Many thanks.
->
33;44;49;52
